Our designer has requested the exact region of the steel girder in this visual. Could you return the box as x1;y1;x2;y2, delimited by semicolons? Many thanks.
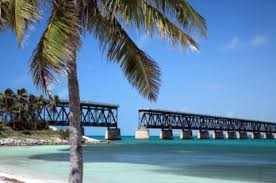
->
138;109;276;132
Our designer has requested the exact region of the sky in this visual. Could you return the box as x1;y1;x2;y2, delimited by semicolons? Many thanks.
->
0;0;276;136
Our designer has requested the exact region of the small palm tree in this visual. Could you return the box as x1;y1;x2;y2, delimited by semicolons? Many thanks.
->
1;1;206;182
15;88;29;121
28;94;38;121
2;89;18;127
0;92;5;126
36;95;46;116
0;92;4;113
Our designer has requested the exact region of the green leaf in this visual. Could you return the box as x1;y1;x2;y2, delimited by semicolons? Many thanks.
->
85;5;160;101
30;0;81;94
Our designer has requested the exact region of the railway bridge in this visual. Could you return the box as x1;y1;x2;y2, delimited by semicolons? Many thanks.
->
135;109;276;140
0;100;121;140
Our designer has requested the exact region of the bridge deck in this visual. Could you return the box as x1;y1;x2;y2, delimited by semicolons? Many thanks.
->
138;109;276;132
0;100;119;128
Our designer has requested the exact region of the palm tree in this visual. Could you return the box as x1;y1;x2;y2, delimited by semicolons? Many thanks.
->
0;92;5;127
3;89;16;122
0;92;4;113
28;94;38;121
36;95;46;119
1;1;206;182
15;88;29;121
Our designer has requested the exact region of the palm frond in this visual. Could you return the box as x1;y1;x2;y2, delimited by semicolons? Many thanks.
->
140;1;199;49
104;0;206;49
1;0;40;47
85;4;160;101
0;0;10;31
104;0;145;31
146;0;207;36
30;0;81;94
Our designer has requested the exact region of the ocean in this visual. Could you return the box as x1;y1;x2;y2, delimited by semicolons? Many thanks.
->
0;136;276;183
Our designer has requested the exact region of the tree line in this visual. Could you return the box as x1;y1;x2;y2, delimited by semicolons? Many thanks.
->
0;88;60;130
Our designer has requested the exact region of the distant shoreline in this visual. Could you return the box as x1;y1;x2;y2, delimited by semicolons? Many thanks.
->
0;137;69;146
0;137;108;146
0;126;108;146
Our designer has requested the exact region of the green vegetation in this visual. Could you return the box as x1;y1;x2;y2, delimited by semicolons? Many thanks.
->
0;88;59;130
0;88;69;141
0;125;69;140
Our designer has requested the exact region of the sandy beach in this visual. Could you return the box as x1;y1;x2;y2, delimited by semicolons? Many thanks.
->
0;171;61;183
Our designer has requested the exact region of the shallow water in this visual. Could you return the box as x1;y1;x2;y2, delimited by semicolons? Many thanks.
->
0;137;276;183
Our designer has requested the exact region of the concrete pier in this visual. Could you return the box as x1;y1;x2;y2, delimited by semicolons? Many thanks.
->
212;131;224;139
266;133;275;139
135;128;150;140
226;131;237;139
160;129;173;140
105;128;121;140
198;130;209;139
180;130;192;139
264;132;275;139
237;131;248;139
252;132;262;139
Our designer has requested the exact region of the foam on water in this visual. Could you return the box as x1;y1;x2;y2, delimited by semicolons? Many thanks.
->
0;137;276;183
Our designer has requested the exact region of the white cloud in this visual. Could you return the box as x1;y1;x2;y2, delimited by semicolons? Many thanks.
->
225;36;240;49
249;35;267;46
224;35;268;50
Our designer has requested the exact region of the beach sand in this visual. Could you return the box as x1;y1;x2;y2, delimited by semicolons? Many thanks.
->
0;171;61;183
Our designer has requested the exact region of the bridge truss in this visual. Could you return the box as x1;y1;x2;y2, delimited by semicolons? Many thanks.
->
138;109;276;132
0;101;119;128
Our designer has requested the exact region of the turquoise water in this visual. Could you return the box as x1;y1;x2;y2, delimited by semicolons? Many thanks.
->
0;136;276;183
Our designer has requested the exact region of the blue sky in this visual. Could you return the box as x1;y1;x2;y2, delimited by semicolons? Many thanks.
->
0;0;276;135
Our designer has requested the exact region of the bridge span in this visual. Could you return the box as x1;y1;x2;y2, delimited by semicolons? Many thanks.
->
135;109;276;140
0;100;121;140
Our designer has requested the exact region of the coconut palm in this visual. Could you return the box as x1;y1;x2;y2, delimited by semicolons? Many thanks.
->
0;92;4;111
3;89;15;116
28;94;38;121
0;92;5;125
2;89;18;127
1;1;206;182
15;88;29;121
36;95;46;115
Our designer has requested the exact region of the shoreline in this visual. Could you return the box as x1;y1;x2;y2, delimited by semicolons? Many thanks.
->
0;136;109;146
0;137;69;146
0;171;61;183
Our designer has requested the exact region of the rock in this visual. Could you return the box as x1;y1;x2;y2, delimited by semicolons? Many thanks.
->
0;137;69;146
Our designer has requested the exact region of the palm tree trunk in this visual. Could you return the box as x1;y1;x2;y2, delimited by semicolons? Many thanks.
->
68;55;83;183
